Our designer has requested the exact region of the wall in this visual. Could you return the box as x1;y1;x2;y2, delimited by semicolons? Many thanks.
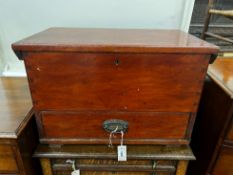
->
0;0;195;76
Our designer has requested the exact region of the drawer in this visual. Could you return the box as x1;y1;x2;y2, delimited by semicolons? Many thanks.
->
0;145;18;173
40;111;189;144
34;145;195;175
52;159;176;175
25;52;208;113
53;159;175;167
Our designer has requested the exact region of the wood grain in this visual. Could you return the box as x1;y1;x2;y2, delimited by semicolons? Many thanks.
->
41;111;189;144
187;77;233;175
176;161;188;175
40;158;53;175
0;145;18;173
34;145;194;175
12;28;219;56
0;77;32;138
53;159;174;166
208;58;233;98
35;145;194;175
212;146;233;175
34;145;195;160
12;28;218;146
53;163;176;173
0;77;41;175
24;52;208;113
187;58;233;175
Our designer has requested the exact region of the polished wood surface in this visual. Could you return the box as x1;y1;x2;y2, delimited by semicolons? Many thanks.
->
34;145;194;175
176;161;188;175
212;146;233;175
53;160;176;175
52;158;176;174
0;77;41;175
187;58;233;175
34;145;195;160
12;28;219;145
40;158;53;175
53;159;175;167
24;51;209;144
12;28;219;55
0;145;18;172
0;77;32;138
24;52;208;113
41;111;189;144
208;58;233;98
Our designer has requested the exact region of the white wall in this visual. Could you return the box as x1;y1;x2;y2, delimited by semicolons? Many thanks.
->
0;0;195;76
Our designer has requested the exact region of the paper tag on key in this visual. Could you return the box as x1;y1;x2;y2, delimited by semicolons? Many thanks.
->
118;145;127;161
71;170;80;175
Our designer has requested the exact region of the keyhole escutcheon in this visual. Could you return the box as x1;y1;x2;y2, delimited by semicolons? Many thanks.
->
114;59;120;66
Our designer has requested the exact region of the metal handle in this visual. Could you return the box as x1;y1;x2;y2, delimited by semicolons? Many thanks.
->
103;119;128;133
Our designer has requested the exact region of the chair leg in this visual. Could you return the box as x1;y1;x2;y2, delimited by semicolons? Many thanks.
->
201;0;215;40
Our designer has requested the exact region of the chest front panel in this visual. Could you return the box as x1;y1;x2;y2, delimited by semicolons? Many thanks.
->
25;52;208;113
23;52;209;144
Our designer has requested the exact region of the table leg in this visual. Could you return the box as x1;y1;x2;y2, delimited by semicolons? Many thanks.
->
40;158;53;175
176;160;189;175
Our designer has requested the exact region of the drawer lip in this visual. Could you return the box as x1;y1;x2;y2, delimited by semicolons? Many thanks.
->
39;111;191;145
40;138;189;145
33;145;195;160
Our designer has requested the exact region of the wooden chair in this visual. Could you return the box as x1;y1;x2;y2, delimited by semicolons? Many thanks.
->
201;0;233;46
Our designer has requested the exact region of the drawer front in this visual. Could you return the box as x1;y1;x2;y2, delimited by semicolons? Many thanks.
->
53;159;175;167
0;145;18;173
40;111;189;144
25;52;208;113
52;159;176;175
212;146;233;175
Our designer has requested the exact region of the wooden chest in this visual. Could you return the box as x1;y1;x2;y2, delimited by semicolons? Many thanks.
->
12;28;219;145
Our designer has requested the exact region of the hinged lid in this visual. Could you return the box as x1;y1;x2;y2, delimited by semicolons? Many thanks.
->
12;28;219;59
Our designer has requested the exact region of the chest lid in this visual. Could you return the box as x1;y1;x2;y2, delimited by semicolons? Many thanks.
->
12;28;219;59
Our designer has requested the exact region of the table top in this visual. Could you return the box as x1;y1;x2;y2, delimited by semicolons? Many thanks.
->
208;58;233;99
0;77;32;138
12;28;219;58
